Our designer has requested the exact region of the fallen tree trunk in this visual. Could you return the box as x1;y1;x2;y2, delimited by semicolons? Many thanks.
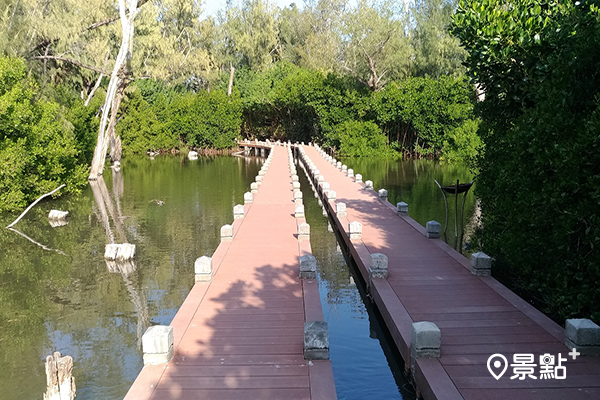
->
6;184;66;229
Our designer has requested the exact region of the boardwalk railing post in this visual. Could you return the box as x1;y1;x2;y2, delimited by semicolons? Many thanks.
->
195;256;212;282
299;254;317;279
425;221;442;238
365;180;373;190
304;321;329;360
327;190;336;201
221;224;234;242
336;202;346;218
295;204;305;218
294;191;303;205
355;174;362;183
233;204;245;219
397;201;408;216
470;252;492;276
244;192;253;204
250;182;258;194
369;253;389;279
298;222;310;240
410;321;441;376
142;326;174;365
349;221;362;240
378;189;388;202
565;319;600;355
347;168;354;178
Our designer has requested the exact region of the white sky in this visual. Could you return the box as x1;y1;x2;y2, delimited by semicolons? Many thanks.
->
202;0;303;18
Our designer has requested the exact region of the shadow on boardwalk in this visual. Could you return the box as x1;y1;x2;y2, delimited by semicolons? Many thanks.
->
150;262;310;400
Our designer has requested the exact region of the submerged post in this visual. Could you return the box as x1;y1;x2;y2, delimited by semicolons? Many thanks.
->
44;352;75;400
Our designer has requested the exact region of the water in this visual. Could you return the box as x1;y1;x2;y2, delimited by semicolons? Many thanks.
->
0;154;475;400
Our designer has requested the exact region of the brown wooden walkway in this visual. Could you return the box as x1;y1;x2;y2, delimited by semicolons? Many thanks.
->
124;144;335;400
299;144;600;400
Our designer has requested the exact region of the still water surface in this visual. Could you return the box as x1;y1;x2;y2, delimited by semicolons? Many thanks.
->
0;154;474;400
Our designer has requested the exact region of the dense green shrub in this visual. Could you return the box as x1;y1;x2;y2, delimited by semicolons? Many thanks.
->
332;120;388;157
0;56;89;213
453;1;600;321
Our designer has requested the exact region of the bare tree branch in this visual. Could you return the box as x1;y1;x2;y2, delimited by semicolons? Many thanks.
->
32;55;110;74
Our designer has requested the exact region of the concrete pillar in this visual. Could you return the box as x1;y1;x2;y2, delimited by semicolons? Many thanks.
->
349;221;362;240
244;192;253;204
347;168;354;178
355;174;363;183
294;191;303;202
221;224;234;242
341;165;348;174
425;221;442;238
369;253;388;279
470;252;492;276
142;326;174;365
336;202;346;217
298;222;310;239
295;204;305;218
378;189;388;202
328;191;337;201
365;180;373;190
255;175;263;186
322;206;327;217
304;321;329;360
291;174;299;182
194;256;212;282
233;204;245;220
396;201;408;216
299;254;317;279
565;319;600;355
336;161;342;170
411;321;441;369
250;182;258;194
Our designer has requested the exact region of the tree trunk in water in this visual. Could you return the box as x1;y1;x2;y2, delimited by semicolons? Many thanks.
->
88;0;138;180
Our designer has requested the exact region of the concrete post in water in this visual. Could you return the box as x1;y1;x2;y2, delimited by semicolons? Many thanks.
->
187;150;198;160
369;253;388;279
347;169;354;178
410;321;441;374
295;204;305;218
250;182;258;194
304;321;329;360
142;325;174;365
336;202;347;218
244;192;253;204
378;188;388;202
105;243;136;261
565;319;600;355
298;222;310;240
44;352;75;400
221;224;234;242
194;256;212;282
355;174;363;183
299;254;317;279
425;221;442;239
365;180;373;190
48;210;69;225
396;202;408;216
233;204;245;220
349;221;362;240
470;252;492;276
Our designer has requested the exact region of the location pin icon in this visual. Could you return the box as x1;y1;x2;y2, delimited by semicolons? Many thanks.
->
487;354;508;380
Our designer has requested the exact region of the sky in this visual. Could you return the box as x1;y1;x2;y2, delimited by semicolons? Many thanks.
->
202;0;302;18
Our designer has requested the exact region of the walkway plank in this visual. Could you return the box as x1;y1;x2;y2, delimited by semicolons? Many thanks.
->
300;144;600;400
124;144;335;400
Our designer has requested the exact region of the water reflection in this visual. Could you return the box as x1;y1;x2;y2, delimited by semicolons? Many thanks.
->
0;155;262;400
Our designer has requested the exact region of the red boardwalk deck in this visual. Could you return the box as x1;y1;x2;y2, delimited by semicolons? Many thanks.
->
125;145;335;400
300;145;600;400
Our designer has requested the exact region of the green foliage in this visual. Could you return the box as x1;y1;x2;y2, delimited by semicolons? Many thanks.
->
332;120;388;157
453;1;600;321
0;56;89;213
373;76;478;158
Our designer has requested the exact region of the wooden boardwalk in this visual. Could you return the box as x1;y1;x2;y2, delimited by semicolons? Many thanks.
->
299;144;600;400
124;144;335;400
